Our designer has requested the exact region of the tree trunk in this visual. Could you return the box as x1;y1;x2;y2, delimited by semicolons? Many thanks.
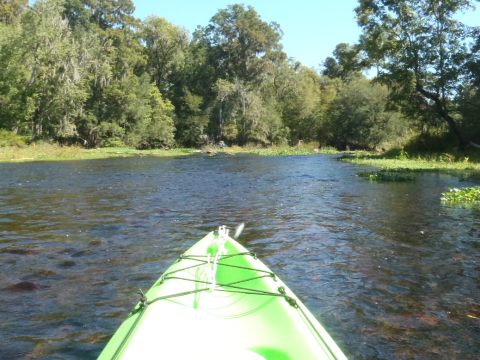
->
415;83;468;150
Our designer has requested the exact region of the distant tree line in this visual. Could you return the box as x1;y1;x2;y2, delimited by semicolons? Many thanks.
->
0;0;478;150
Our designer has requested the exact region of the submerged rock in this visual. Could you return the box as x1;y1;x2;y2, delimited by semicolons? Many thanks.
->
0;248;38;255
4;281;39;292
58;260;76;268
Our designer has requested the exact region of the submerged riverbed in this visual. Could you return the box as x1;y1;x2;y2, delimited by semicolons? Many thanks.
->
0;154;479;359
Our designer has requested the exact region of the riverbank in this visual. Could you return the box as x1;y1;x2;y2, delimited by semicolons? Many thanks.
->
0;142;335;162
205;144;339;156
4;143;480;175
0;143;196;162
341;151;480;172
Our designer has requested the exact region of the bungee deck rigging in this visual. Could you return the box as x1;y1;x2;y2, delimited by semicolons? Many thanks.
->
98;227;348;360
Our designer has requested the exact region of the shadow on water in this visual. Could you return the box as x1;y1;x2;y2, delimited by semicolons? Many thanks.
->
0;154;479;359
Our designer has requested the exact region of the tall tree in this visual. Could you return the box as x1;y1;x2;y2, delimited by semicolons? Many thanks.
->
64;0;136;30
142;16;188;96
196;4;285;84
322;43;364;80
0;0;27;24
0;20;27;132
19;0;87;138
356;0;474;148
325;77;407;150
274;63;323;143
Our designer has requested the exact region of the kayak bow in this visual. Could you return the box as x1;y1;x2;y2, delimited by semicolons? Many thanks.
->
98;227;347;359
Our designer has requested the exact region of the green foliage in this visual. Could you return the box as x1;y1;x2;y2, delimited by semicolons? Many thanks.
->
96;122;125;147
458;85;480;143
357;170;415;182
0;0;27;24
142;16;188;96
355;0;475;148
397;149;409;161
0;21;28;132
131;85;175;149
15;0;87;139
0;1;478;152
175;91;210;146
403;131;457;154
276;64;323;143
63;0;136;30
343;150;480;172
0;129;26;147
324;77;408;149
441;186;480;207
196;4;285;83
0;143;196;162
322;43;365;80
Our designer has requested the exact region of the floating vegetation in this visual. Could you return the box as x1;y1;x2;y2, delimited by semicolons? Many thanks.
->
357;170;415;182
441;186;480;207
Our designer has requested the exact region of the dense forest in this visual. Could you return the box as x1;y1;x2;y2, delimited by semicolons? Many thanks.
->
0;0;479;151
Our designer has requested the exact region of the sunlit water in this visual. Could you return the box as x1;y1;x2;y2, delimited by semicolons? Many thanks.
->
0;154;479;359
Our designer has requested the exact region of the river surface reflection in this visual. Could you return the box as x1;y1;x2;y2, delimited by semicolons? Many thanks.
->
0;154;479;359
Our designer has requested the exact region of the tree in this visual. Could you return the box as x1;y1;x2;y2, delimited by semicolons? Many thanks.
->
325;77;407;150
64;0;136;30
62;0;153;147
18;0;87;139
131;82;176;149
175;91;210;147
0;0;27;24
210;78;285;145
274;63;323;143
196;4;285;83
0;19;27;132
142;16;189;96
322;43;364;80
188;4;288;145
356;0;475;149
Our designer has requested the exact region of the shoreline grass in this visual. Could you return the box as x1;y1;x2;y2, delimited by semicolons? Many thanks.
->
206;143;339;156
341;151;480;173
0;142;339;163
0;143;197;163
4;142;480;175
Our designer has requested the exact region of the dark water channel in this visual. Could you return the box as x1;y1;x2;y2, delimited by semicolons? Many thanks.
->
0;154;479;359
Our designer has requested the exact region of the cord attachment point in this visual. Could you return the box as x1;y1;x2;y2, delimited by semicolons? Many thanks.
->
278;286;298;308
138;288;148;308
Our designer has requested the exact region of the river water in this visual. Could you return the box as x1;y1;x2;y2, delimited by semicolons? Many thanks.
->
0;154;479;359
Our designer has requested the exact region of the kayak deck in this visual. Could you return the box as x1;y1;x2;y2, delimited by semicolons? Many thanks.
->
98;229;347;359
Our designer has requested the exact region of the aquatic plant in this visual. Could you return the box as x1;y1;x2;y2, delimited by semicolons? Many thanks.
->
357;170;415;182
441;186;480;207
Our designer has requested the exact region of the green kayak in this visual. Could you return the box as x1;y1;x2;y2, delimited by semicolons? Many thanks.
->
98;227;348;359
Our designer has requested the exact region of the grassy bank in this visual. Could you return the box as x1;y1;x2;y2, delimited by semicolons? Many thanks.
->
0;143;196;162
206;143;339;156
342;150;480;173
3;142;480;172
0;142;339;163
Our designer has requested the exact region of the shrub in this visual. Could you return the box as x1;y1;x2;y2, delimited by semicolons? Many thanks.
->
0;129;26;147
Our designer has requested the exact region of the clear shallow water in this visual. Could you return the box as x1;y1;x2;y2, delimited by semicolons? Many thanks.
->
0;154;479;359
